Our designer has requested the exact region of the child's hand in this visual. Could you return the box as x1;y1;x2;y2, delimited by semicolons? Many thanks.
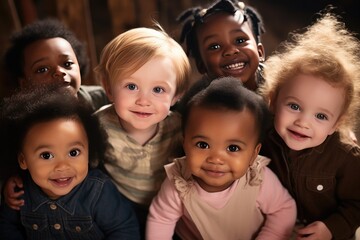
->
296;221;332;240
4;176;25;210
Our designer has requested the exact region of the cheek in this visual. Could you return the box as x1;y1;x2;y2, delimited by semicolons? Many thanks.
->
231;160;250;177
274;107;289;126
27;76;53;86
112;90;131;106
72;70;81;85
27;165;48;181
77;163;89;178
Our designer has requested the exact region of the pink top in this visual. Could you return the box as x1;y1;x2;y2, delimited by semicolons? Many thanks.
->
146;156;296;240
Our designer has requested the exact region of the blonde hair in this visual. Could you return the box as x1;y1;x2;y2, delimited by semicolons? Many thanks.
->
95;24;191;97
259;13;360;142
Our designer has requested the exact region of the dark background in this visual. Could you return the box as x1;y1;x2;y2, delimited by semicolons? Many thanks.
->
1;0;359;97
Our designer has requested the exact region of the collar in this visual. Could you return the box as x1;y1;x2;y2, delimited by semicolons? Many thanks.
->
25;173;86;215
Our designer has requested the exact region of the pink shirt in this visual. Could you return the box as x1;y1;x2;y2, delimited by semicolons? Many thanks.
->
146;160;296;240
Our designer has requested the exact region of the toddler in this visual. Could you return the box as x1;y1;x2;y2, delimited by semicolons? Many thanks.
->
3;18;109;210
94;25;191;236
0;85;139;239
176;0;266;112
147;77;296;239
259;12;360;239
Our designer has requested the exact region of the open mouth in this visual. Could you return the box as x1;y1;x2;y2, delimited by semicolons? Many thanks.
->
132;111;152;118
289;129;309;139
224;62;245;70
50;177;73;187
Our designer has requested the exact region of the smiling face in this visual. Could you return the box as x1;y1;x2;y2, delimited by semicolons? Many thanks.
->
273;74;345;150
18;118;89;199
108;56;179;137
196;12;264;91
20;37;81;95
183;106;261;192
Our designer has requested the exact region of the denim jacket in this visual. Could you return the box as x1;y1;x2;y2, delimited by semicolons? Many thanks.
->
0;169;140;240
261;128;360;240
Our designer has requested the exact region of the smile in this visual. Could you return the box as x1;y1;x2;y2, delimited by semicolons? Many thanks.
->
288;129;310;140
132;111;152;118
50;177;73;187
224;62;245;70
204;169;225;178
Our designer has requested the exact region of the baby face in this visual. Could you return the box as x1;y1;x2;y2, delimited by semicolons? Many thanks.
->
20;37;81;96
196;12;264;91
108;56;179;136
183;106;261;192
273;74;344;150
18;118;88;199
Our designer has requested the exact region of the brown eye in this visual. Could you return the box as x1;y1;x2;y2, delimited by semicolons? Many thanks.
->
196;141;209;149
40;152;53;160
69;149;80;157
227;145;240;152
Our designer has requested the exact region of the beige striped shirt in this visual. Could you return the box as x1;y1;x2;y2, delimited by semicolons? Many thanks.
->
95;104;183;206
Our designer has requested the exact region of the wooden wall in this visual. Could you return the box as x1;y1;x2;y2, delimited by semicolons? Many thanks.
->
1;0;359;100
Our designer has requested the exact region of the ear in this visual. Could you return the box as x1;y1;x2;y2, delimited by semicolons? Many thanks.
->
101;78;114;102
18;153;28;170
171;94;181;106
268;99;275;113
257;43;265;62
250;143;262;165
328;118;341;135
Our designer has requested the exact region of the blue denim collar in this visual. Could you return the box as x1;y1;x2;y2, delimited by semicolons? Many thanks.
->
25;173;87;215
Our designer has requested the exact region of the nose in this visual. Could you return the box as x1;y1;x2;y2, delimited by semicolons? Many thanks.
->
135;91;151;106
54;159;70;172
223;45;240;57
52;66;70;83
294;114;310;129
206;150;225;165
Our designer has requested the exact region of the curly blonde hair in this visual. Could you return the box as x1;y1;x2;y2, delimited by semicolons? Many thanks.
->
259;13;360;142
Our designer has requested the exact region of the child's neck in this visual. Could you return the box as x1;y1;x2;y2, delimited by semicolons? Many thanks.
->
243;78;258;92
119;119;159;146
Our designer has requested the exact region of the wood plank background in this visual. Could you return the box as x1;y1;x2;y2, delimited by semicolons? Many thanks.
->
1;0;359;109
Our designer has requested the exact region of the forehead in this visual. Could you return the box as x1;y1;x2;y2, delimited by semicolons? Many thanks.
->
186;106;258;136
196;12;254;39
23;37;77;62
278;74;345;112
23;118;87;144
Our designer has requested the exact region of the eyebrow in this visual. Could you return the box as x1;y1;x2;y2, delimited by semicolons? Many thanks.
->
30;54;72;68
191;135;247;146
33;141;86;152
202;28;246;44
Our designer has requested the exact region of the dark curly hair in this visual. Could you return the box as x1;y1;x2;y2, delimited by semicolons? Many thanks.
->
177;0;265;64
0;84;111;180
3;18;89;88
182;77;271;143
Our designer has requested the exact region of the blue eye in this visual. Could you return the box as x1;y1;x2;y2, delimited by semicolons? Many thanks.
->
69;149;80;157
289;103;300;111
40;152;54;160
153;87;164;94
126;84;137;91
227;145;240;152
316;113;328;120
196;141;209;149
